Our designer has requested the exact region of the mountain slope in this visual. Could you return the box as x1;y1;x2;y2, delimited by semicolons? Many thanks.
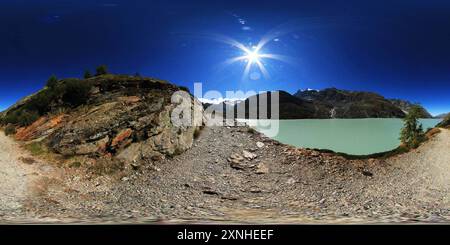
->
388;99;432;118
294;88;406;118
436;113;449;119
234;91;331;119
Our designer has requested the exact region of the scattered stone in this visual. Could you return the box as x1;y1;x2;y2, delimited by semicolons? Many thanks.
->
256;142;265;148
228;153;246;169
255;163;269;174
202;187;220;196
203;190;220;196
242;150;257;160
248;187;262;193
130;163;140;170
121;177;129;182
286;178;297;185
221;195;239;201
362;170;373;177
150;165;161;172
311;151;320;157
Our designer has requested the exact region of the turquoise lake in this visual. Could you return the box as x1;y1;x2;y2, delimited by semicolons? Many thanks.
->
246;119;442;155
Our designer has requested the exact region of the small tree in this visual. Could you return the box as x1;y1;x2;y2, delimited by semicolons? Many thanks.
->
17;110;40;127
61;79;92;107
95;65;108;76
46;75;58;88
400;105;425;149
84;70;92;79
4;124;16;135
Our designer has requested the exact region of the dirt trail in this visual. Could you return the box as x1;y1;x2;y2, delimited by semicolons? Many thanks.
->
0;132;40;217
385;128;450;207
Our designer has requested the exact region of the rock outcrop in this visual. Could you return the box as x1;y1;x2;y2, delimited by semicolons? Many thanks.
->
1;75;203;165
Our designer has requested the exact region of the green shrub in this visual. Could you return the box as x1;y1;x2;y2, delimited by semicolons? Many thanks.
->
2;110;39;127
69;161;82;168
84;70;92;79
27;89;55;114
4;124;16;136
61;79;92;107
17;110;40;127
46;75;58;88
95;65;108;76
2;111;19;125
400;105;425;149
24;142;46;156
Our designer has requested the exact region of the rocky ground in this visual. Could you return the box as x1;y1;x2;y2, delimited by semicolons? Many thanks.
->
2;125;450;224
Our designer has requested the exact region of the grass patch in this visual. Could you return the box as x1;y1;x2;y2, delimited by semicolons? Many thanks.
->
24;142;46;156
68;161;82;168
87;158;124;175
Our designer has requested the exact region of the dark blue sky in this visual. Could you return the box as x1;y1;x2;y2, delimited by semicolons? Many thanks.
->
1;0;450;115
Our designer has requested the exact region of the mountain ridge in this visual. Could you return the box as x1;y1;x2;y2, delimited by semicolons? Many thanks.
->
201;88;433;119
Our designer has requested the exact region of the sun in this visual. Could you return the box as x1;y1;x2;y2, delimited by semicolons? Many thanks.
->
211;34;293;80
245;50;260;64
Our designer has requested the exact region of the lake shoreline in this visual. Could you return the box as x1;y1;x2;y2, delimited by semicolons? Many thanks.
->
244;118;442;156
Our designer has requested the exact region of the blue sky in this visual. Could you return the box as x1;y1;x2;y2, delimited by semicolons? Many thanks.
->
1;0;449;115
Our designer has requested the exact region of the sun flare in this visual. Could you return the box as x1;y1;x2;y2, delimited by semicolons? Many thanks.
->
245;50;260;64
209;33;294;80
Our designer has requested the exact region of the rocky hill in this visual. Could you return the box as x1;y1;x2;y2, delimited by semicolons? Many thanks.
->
295;88;406;118
0;74;203;167
388;99;432;118
234;91;330;119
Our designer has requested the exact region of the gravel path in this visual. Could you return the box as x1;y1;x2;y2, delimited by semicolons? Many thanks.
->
20;126;450;223
2;127;450;223
0;132;38;217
